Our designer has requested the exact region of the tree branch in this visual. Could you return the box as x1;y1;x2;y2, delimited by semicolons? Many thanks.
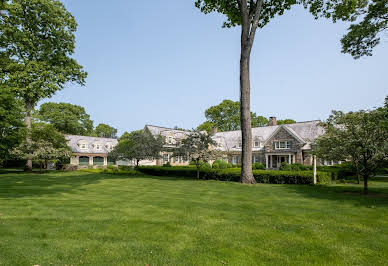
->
247;0;263;52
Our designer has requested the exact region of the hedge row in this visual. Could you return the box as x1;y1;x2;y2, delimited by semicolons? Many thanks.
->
137;166;331;185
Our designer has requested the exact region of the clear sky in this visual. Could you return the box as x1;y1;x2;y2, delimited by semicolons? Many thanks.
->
40;0;388;135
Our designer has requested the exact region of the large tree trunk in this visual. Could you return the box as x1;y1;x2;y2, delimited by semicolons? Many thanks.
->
240;52;255;184
24;99;33;172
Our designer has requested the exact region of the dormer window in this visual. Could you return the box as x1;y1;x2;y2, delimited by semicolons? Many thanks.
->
95;143;102;151
167;136;173;144
79;142;88;150
275;141;290;149
254;141;260;147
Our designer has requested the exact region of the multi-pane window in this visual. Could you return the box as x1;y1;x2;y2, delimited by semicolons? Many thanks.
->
167;136;173;144
254;141;260;147
80;143;87;149
274;141;291;149
163;154;169;163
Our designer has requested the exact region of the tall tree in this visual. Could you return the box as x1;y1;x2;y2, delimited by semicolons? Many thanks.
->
0;87;24;165
174;130;222;179
306;0;387;58
197;121;216;133
109;129;164;167
95;123;117;139
317;107;388;194
195;1;300;183
38;102;93;136
0;0;87;171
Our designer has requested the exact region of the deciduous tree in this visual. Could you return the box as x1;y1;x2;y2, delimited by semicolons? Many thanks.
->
195;1;300;183
38;102;93;136
95;123;117;139
0;0;87;171
174;130;223;179
317;107;388;193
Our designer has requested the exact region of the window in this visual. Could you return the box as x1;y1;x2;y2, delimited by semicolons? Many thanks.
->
163;154;169;163
254;141;260;147
274;141;291;150
167;136;173;144
95;144;102;151
80;143;87;150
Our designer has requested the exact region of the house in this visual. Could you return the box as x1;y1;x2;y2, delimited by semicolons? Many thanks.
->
66;135;118;167
146;118;335;169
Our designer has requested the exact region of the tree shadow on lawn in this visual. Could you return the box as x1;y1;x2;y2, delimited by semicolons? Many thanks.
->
284;181;388;207
0;170;182;199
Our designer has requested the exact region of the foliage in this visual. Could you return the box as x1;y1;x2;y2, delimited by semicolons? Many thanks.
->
0;86;24;165
252;162;265;170
109;128;164;166
174;130;223;178
203;99;270;131
10;123;71;169
197;121;216;133
95;123;117;139
278;119;296;125
305;0;387;58
212;159;229;169
137;166;331;184
163;162;171;167
38;102;94;135
316;106;388;193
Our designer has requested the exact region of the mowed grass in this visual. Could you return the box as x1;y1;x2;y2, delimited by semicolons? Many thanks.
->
0;171;387;265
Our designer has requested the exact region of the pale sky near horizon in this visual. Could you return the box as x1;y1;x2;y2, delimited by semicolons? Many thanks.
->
39;0;388;135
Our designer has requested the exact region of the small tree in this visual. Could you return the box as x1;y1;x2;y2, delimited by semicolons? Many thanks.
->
109;129;164;167
174;131;223;179
317;108;388;193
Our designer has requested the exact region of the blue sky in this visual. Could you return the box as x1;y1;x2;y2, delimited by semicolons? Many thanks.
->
41;0;388;135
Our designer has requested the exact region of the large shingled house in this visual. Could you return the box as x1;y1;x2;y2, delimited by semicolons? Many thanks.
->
146;117;336;168
66;135;118;167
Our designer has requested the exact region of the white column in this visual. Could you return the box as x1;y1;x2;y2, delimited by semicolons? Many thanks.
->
103;156;108;166
89;156;93;166
288;154;291;164
292;154;296;164
266;155;269;169
313;155;317;184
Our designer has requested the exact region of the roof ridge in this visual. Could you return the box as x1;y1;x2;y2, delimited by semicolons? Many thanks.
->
65;134;117;140
145;124;190;132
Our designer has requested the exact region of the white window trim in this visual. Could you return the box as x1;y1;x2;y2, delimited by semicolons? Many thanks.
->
275;141;291;150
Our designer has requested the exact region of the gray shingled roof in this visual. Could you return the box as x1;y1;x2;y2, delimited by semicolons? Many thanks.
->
66;135;118;154
146;121;323;152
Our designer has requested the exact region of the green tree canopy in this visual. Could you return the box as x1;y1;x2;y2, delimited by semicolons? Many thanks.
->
316;104;388;194
197;121;216;134
0;0;87;170
37;102;93;136
0;87;24;165
95;123;117;139
174;130;222;179
110;129;164;166
306;0;387;58
278;119;297;125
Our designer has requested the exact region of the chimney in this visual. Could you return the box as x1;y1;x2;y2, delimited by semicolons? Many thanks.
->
268;117;277;126
211;127;218;135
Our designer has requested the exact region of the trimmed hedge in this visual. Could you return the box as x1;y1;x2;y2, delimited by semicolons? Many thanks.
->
137;166;331;185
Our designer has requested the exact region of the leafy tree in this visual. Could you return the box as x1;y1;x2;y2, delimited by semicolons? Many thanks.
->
0;0;87;171
110;129;164;167
278;119;296;125
195;0;301;183
204;99;269;132
11;123;71;170
306;0;387;58
38;102;93;136
0;87;24;165
316;108;388;193
197;121;216;133
95;123;117;139
174;130;223;179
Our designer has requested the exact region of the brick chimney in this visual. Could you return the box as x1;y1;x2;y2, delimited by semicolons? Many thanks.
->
268;117;277;126
211;127;218;135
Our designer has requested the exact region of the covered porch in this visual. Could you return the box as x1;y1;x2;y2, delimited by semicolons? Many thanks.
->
265;153;295;169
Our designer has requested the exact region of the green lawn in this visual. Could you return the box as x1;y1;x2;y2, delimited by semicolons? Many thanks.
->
0;171;387;265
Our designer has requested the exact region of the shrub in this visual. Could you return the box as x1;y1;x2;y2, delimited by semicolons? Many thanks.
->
227;163;233;168
212;160;228;169
163;162;171;167
202;162;212;170
212;162;220;169
137;166;331;185
252;162;265;170
118;165;133;171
